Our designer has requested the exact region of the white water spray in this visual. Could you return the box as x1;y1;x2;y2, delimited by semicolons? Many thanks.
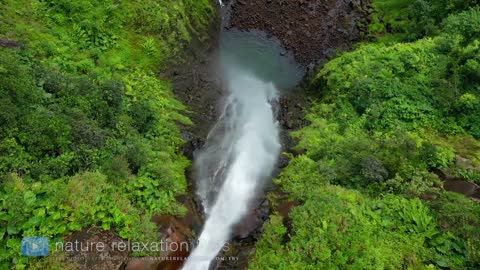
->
183;65;281;269
182;23;304;269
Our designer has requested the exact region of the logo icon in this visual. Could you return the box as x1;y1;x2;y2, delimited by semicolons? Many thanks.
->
21;236;49;257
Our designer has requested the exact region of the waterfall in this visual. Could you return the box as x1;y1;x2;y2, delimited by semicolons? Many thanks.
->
182;20;304;269
183;64;281;269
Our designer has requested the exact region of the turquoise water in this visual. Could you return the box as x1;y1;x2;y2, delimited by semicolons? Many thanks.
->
220;29;305;89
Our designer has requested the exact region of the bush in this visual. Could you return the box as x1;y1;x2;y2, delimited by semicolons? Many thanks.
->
370;0;479;40
443;7;480;43
428;192;480;267
0;172;158;269
251;185;467;269
0;0;214;268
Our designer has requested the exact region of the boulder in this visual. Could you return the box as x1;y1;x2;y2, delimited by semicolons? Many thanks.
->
65;229;129;270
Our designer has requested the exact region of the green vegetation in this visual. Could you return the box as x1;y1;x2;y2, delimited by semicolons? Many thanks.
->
251;186;468;269
0;0;213;269
251;1;480;269
370;0;479;41
2;0;479;269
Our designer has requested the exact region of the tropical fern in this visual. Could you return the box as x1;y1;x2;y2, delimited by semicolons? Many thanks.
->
72;24;91;49
398;199;437;238
141;37;158;56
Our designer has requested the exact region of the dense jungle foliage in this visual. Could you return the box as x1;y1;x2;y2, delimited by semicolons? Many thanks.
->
0;0;214;269
251;1;480;269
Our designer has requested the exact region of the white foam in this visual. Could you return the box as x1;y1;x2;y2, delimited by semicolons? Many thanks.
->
183;69;281;270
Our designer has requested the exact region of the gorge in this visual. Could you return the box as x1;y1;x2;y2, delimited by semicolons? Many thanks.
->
0;0;479;269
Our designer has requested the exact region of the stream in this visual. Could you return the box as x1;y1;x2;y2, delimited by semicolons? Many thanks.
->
182;7;304;269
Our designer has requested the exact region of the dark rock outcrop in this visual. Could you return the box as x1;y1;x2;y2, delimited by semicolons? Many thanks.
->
65;229;130;270
0;39;20;48
227;0;372;66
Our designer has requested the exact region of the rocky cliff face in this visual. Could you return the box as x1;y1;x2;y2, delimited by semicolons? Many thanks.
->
171;0;372;148
166;2;373;269
227;0;372;67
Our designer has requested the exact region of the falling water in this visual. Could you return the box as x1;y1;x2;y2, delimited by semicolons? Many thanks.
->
183;29;304;270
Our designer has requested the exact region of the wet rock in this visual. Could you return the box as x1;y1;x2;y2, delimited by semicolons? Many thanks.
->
0;39;20;48
233;199;270;240
234;210;262;239
65;229;129;270
125;258;157;270
419;192;439;201
150;214;194;270
152;215;193;242
216;239;255;270
229;0;370;66
168;11;222;140
181;133;205;160
278;200;299;218
277;200;300;244
456;155;474;169
156;249;189;270
276;94;309;134
278;154;290;169
444;180;480;200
